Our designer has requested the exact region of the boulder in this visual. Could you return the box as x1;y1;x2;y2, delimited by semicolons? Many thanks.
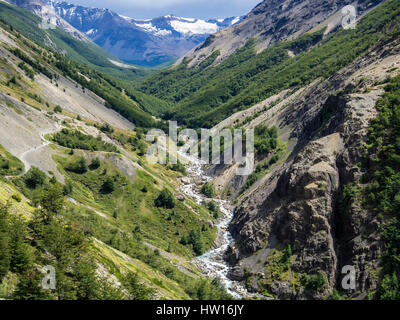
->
181;177;191;185
174;193;185;202
206;220;214;229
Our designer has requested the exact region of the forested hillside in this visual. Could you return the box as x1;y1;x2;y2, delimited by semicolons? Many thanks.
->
0;17;230;300
361;75;400;299
139;0;399;128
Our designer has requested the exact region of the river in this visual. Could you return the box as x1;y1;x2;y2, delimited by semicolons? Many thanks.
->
177;151;253;299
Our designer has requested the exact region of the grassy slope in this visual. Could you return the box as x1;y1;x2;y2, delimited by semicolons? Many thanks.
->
0;23;226;299
0;145;24;176
0;17;159;128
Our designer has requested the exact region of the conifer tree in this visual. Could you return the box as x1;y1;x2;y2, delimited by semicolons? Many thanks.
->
8;215;34;274
12;269;51;300
0;205;10;282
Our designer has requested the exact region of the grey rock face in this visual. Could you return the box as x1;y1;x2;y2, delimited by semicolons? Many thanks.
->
183;0;383;67
223;41;400;299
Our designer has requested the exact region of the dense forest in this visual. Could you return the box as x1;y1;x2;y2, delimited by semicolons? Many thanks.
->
362;75;400;299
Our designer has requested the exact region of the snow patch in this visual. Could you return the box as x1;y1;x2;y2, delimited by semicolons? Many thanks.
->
181;17;196;22
170;20;219;35
231;17;240;25
135;22;172;37
119;14;133;22
108;59;136;69
85;28;96;35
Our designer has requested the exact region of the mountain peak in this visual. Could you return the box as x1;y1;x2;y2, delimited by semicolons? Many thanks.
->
48;1;242;66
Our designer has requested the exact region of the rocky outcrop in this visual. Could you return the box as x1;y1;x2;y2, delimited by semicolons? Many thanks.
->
221;40;400;299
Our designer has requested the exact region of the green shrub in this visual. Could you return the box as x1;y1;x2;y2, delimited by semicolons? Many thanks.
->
99;123;114;134
128;136;147;156
67;156;88;174
201;182;215;198
63;180;73;195
154;188;175;209
12;194;22;202
379;272;400;300
339;184;358;214
207;201;220;219
179;235;188;245
169;161;187;175
0;160;10;170
89;158;101;170
101;176;115;194
24;167;46;189
302;273;327;292
254;125;278;155
18;62;35;79
122;272;154;300
52;129;118;153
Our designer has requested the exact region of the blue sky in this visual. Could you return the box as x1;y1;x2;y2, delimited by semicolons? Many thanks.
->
63;0;262;19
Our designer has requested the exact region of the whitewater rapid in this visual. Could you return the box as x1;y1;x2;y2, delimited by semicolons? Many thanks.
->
177;151;252;299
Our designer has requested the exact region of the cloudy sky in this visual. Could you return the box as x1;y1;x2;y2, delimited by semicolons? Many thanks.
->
63;0;262;19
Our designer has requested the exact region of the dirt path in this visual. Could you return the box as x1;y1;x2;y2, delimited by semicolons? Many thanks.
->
67;197;109;219
144;242;199;278
20;133;53;174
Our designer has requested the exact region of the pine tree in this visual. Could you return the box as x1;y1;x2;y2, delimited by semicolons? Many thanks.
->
123;272;154;300
189;229;204;256
8;215;34;274
40;184;65;216
12;269;51;300
74;260;99;300
24;167;46;189
0;205;10;282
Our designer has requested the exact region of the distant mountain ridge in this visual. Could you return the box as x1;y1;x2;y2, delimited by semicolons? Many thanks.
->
0;0;150;80
52;1;243;66
4;0;88;40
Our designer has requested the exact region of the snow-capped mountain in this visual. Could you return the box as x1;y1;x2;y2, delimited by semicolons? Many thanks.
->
51;1;242;66
4;0;88;40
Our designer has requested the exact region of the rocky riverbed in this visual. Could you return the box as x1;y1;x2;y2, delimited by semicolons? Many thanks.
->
177;151;256;299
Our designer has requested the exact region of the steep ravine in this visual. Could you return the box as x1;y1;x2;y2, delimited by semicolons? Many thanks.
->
208;41;400;299
177;151;258;299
